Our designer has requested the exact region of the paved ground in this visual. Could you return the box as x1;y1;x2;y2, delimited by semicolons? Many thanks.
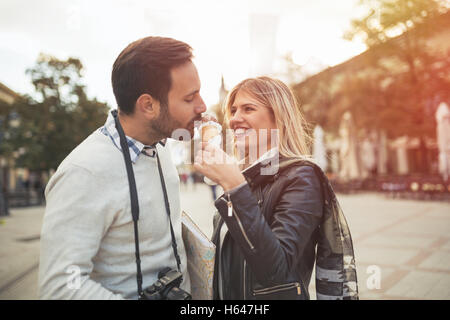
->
1;182;449;300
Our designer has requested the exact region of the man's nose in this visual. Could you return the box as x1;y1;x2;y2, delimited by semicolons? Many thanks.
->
195;96;207;114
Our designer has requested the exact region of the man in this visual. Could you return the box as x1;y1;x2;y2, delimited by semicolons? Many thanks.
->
39;36;206;299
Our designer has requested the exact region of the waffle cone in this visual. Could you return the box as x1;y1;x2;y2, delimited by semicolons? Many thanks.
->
201;125;220;142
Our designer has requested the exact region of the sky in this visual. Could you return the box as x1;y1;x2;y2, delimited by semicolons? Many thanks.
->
0;0;368;109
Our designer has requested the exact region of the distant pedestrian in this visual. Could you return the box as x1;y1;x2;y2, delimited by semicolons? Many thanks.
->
0;188;9;217
23;179;30;191
180;172;188;186
209;184;217;201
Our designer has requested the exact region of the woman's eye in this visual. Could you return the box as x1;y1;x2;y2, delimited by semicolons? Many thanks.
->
245;107;254;112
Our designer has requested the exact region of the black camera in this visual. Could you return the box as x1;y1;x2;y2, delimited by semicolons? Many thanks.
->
141;267;192;300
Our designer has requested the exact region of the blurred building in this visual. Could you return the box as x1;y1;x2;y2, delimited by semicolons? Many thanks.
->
293;12;450;179
219;75;228;104
0;82;32;196
0;82;18;105
0;83;19;214
0;82;21;190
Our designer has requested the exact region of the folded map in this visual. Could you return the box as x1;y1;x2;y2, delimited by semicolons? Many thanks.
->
181;211;216;300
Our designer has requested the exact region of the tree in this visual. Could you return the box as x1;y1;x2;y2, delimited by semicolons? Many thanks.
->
342;0;450;173
344;0;449;48
3;54;109;173
290;0;450;175
343;0;450;138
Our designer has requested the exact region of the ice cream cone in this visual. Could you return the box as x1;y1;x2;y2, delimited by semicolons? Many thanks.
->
201;125;220;142
198;120;222;144
197;119;222;186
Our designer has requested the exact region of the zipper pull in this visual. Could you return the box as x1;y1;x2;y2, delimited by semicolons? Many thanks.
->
296;283;301;295
227;193;233;217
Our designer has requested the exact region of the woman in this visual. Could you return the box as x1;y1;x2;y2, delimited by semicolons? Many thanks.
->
194;76;358;300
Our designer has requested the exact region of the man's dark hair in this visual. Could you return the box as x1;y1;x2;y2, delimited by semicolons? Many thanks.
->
112;36;193;115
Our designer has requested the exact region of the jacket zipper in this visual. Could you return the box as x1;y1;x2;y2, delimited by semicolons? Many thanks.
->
253;282;302;296
222;195;255;251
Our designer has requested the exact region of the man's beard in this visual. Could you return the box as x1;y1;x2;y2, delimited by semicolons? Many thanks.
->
149;105;180;138
149;104;201;141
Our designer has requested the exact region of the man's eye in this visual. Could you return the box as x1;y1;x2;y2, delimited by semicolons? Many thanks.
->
185;98;194;103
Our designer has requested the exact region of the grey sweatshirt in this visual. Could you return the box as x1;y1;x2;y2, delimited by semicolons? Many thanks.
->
38;130;190;299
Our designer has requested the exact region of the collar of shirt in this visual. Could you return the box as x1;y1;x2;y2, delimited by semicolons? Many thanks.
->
100;110;166;163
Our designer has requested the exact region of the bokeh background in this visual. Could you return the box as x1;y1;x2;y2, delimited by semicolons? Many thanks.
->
0;0;449;300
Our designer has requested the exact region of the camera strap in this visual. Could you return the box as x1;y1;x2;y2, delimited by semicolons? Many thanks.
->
156;153;182;272
112;109;181;299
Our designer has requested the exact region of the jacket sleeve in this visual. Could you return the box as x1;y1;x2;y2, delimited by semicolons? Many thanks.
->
215;165;323;286
39;164;125;300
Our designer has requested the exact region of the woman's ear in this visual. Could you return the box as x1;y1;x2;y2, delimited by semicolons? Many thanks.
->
135;93;160;120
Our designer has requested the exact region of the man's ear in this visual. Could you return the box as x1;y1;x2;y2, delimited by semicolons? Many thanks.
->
135;94;160;120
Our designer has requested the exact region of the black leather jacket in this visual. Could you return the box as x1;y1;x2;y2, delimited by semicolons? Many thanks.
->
211;157;323;300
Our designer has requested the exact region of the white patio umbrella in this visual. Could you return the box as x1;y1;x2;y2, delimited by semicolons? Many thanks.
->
360;135;377;178
436;102;450;181
338;111;360;181
391;136;409;175
377;131;388;175
313;125;328;172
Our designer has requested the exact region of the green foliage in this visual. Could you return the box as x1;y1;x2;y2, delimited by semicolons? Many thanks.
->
0;54;109;171
344;0;449;47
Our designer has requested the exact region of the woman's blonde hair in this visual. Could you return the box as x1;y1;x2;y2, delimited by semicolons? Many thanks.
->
223;76;312;160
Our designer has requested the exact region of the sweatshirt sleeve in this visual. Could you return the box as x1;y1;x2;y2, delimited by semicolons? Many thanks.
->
38;164;124;300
